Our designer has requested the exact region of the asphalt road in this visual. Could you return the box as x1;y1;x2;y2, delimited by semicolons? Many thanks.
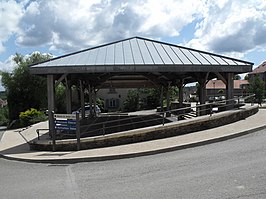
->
0;129;266;199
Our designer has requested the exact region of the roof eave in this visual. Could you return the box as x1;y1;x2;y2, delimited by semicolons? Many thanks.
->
30;64;253;75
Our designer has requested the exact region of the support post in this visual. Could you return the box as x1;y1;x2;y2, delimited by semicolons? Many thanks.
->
89;84;93;116
76;112;80;151
198;76;207;116
80;80;85;118
93;88;97;116
178;80;184;120
166;82;171;117
66;80;72;114
160;86;164;112
47;75;56;151
226;73;234;110
178;79;184;108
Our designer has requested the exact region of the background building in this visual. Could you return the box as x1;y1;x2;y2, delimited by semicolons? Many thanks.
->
248;61;266;90
206;79;249;101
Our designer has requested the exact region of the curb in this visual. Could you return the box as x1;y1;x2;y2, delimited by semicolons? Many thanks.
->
1;124;266;164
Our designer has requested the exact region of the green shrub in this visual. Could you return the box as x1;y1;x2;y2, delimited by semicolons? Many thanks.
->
19;108;47;127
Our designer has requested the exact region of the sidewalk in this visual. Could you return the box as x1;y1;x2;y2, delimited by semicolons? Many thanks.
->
1;107;266;164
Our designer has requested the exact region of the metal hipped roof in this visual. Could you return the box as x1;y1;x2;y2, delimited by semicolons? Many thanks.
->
30;36;253;74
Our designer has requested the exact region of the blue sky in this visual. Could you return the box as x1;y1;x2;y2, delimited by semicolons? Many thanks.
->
0;0;266;91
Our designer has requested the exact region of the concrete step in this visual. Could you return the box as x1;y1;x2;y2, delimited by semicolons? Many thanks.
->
183;112;197;120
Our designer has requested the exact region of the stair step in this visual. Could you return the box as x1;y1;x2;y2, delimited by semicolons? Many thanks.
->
183;112;197;120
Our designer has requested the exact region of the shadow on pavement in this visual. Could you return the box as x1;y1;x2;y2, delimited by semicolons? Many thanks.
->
0;142;31;155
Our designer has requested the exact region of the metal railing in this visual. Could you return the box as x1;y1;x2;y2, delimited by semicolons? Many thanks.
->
76;94;256;138
37;94;255;142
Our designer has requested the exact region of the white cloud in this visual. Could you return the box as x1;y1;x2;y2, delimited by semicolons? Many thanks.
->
0;55;17;73
14;0;205;52
0;55;17;91
134;0;203;36
0;0;23;53
187;0;266;57
0;0;265;58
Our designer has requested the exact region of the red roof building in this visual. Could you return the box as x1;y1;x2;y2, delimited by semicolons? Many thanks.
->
206;79;249;101
248;61;266;90
249;61;266;74
206;79;249;89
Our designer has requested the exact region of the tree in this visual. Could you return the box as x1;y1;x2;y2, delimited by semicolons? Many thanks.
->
55;83;66;113
248;75;265;105
123;90;139;112
125;87;179;111
234;74;241;80
139;88;161;109
1;52;52;121
168;86;179;101
0;106;8;126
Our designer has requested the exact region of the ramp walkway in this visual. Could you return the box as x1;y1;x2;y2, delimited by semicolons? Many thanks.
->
0;105;265;163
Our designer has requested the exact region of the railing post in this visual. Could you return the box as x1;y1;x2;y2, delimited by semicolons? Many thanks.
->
76;112;81;151
251;95;254;106
210;103;213;116
52;111;56;151
103;123;106;135
37;130;40;140
162;112;165;126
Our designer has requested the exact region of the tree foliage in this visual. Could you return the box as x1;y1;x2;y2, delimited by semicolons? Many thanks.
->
139;88;161;109
248;75;265;104
123;90;139;112
55;83;66;113
124;87;179;112
234;74;241;80
0;106;8;126
1;52;52;121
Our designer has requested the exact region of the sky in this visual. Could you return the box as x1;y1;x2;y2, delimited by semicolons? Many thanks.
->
0;0;266;91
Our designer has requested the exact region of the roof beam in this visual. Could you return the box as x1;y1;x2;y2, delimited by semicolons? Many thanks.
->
55;73;68;87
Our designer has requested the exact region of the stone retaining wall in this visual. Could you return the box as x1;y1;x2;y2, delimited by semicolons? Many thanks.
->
29;105;258;151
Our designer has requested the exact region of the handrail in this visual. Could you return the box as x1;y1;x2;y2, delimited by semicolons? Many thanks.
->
37;94;255;140
80;114;163;136
81;117;164;137
77;94;255;137
36;128;49;140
